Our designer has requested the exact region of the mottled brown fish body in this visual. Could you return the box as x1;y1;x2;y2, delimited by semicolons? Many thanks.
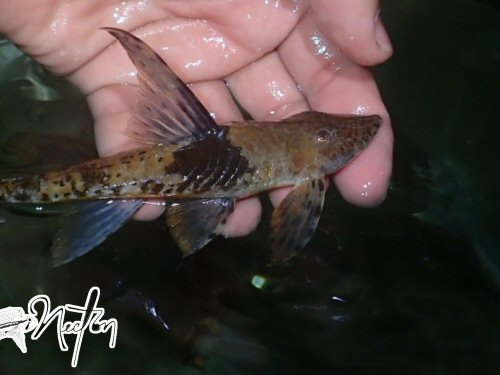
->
228;122;320;185
227;111;381;183
0;146;174;203
0;27;383;266
0;113;379;205
0;137;251;203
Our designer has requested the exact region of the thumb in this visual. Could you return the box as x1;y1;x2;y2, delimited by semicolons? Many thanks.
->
310;0;393;66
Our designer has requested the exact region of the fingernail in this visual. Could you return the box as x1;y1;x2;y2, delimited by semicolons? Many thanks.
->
375;18;393;55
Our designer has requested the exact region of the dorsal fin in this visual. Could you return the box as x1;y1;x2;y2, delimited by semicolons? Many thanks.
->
281;111;315;122
103;27;221;146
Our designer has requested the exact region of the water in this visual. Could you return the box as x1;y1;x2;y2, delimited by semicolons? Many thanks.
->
0;0;499;373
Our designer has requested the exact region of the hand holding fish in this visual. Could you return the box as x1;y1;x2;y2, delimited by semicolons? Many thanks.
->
0;0;393;264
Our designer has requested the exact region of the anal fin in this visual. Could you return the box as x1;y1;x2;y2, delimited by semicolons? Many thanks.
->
166;198;235;256
51;199;143;266
270;178;326;262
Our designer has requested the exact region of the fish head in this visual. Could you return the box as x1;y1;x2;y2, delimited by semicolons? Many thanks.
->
310;113;382;175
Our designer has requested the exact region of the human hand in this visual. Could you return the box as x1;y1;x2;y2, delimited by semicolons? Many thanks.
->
0;0;393;238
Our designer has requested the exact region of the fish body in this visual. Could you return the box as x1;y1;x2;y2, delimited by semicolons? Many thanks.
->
0;113;377;203
0;28;381;265
0;306;37;353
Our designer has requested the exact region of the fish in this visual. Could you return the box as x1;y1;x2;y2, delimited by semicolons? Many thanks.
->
0;306;37;353
0;28;381;266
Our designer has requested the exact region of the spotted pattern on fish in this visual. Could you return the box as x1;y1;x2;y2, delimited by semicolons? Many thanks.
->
164;133;253;194
270;177;326;262
0;27;383;265
0;113;380;205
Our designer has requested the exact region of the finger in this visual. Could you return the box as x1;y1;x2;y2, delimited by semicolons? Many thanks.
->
219;196;262;238
225;51;309;207
71;10;299;95
268;178;330;208
279;13;393;207
72;21;240;93
82;22;267;233
2;0;306;77
225;51;308;120
333;123;392;207
87;79;262;232
310;0;392;66
190;82;262;237
0;2;175;75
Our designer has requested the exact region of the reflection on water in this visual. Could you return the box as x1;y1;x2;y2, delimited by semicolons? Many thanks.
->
1;0;499;373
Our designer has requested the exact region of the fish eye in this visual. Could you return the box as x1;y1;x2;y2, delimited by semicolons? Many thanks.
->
316;129;330;142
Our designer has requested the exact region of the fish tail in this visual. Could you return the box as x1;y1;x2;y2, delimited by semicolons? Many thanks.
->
0;175;42;203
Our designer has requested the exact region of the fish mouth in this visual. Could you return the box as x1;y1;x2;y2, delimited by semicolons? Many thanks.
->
350;114;383;139
363;114;383;137
355;114;382;146
320;113;383;175
337;114;382;167
339;114;382;148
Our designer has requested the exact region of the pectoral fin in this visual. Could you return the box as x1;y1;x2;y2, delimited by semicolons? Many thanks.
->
166;198;234;256
270;178;326;262
51;199;143;266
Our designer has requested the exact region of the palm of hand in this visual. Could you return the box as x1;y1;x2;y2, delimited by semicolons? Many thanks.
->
1;0;392;236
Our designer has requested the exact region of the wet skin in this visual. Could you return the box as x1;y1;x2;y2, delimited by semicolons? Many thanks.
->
0;29;381;265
